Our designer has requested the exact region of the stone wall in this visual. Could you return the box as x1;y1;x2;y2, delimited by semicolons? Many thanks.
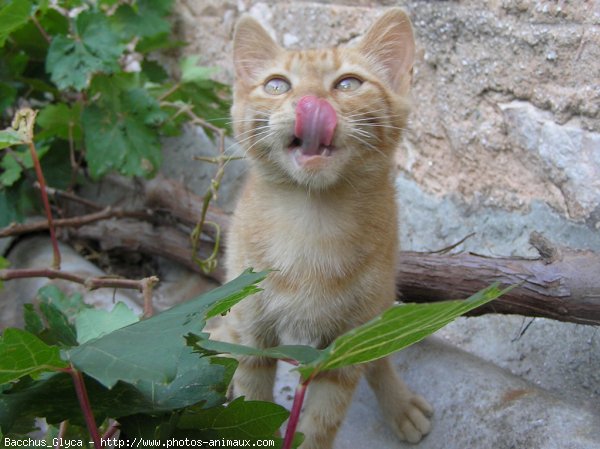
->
171;0;600;256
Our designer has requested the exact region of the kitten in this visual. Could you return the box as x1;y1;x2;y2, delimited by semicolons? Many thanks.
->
222;8;433;448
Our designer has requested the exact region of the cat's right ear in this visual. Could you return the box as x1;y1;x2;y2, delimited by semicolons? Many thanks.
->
233;16;282;84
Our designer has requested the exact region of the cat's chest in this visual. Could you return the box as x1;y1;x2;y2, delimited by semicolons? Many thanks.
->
259;193;359;276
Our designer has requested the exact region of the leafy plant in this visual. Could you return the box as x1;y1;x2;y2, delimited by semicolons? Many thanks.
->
0;267;508;448
0;0;230;227
0;2;512;448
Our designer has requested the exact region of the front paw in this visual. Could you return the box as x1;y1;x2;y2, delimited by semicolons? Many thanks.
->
390;394;433;444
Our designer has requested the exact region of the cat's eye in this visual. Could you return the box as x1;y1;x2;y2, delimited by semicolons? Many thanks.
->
264;77;291;95
335;76;363;92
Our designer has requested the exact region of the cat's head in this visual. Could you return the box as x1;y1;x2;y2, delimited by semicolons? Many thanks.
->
231;8;415;190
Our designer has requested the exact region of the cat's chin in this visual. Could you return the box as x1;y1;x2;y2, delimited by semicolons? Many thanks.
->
289;145;335;170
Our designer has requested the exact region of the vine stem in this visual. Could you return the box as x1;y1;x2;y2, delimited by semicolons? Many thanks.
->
24;115;61;269
67;367;101;449
282;378;310;449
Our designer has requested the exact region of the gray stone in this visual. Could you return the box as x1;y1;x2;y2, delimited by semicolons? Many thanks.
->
396;174;600;257
273;337;600;449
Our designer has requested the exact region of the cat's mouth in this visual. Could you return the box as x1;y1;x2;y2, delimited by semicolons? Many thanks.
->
288;137;335;168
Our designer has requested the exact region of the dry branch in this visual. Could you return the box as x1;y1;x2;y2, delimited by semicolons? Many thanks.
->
4;175;599;326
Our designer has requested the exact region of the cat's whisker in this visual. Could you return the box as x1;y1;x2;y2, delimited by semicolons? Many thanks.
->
242;130;277;156
349;133;386;158
226;118;270;125
224;128;274;154
357;123;408;132
346;114;408;122
344;108;387;119
234;125;272;139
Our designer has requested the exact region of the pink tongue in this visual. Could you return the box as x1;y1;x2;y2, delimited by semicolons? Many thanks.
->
294;95;337;155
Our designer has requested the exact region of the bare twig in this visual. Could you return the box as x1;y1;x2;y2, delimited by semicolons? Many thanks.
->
30;15;51;44
0;267;159;294
160;101;230;274
0;206;153;238
42;185;104;211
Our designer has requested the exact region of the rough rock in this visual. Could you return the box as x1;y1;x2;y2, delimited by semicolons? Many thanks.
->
173;0;600;245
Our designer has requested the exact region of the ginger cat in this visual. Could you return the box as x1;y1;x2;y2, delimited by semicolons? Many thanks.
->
222;8;433;448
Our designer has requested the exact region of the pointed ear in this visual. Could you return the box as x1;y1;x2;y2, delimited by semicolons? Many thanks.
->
358;8;415;94
233;16;283;84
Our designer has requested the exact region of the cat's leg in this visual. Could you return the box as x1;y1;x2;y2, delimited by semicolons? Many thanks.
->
232;354;277;402
366;357;433;443
209;317;277;402
297;366;363;449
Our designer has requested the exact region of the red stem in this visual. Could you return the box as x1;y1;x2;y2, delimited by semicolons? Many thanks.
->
28;140;61;269
282;379;309;449
68;367;101;449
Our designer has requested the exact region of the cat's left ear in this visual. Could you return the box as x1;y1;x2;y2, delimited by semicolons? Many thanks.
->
358;8;415;94
233;15;283;85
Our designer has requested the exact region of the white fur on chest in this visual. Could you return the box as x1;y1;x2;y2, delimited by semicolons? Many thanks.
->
260;190;359;277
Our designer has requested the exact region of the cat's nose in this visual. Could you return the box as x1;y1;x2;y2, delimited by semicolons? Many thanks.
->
294;95;337;154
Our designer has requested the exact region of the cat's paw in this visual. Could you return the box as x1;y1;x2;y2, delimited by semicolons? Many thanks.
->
390;394;433;444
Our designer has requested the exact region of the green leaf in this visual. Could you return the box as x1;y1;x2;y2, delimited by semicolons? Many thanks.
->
189;336;322;366
112;0;172;40
0;328;67;385
0;145;50;187
75;302;139;344
23;304;44;336
180;56;219;84
23;286;89;347
36;103;83;142
178;397;289;442
298;284;511;379
0;152;22;186
67;269;267;388
0;129;23;149
0;355;234;434
38;301;78;347
37;285;89;318
82;87;166;179
141;60;168;83
46;11;124;91
0;182;32;227
0;256;8;290
0;1;32;47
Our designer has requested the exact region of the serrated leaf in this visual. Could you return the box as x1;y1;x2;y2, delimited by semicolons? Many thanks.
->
189;336;321;366
38;301;78;347
178;397;289;442
112;0;172;40
75;302;139;344
0;152;22;186
297;284;511;379
82;88;166;179
0;145;49;187
36;103;83;142
0;328;67;385
0;129;24;149
67;269;267;388
37;285;89;318
23;304;44;336
0;0;32;47
46;12;123;90
0;355;234;435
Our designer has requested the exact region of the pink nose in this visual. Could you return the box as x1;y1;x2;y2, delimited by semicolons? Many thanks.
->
294;95;337;155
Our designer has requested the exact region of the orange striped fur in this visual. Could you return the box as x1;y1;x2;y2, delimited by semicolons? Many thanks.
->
219;9;433;448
